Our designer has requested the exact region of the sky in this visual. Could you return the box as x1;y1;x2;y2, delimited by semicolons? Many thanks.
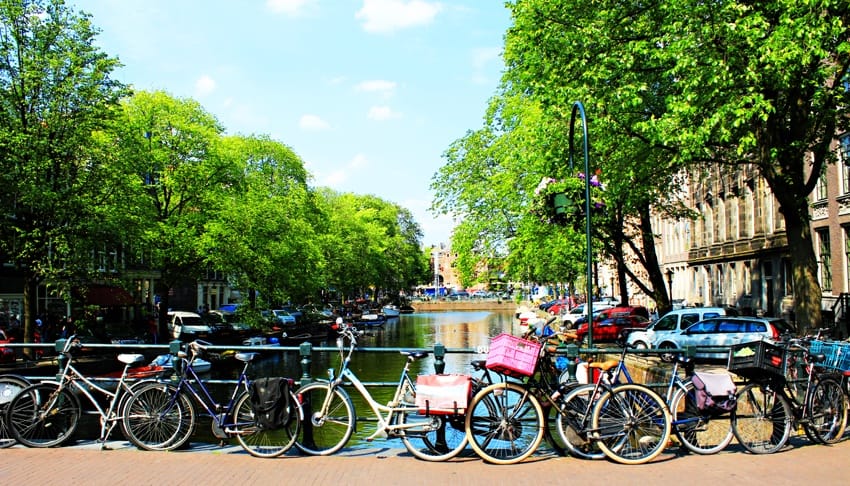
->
71;0;512;246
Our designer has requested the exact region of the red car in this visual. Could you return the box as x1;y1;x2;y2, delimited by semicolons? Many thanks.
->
575;314;651;345
0;329;16;363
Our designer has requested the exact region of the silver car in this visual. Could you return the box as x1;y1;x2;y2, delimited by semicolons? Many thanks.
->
654;316;795;359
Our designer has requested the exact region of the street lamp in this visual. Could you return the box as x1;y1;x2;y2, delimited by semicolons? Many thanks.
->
568;102;594;348
666;269;674;303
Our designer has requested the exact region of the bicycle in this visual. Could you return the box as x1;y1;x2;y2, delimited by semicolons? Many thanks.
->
294;324;469;461
5;336;161;448
463;326;588;464
550;335;672;464
122;340;302;457
728;337;848;454
0;374;31;448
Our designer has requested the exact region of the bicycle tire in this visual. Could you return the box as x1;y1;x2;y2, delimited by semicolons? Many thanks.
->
6;382;81;448
122;382;196;451
669;381;733;454
400;410;468;461
591;383;671;465
233;390;301;458
0;374;31;449
464;381;545;465
556;384;606;460
802;376;847;444
731;382;792;454
294;382;355;456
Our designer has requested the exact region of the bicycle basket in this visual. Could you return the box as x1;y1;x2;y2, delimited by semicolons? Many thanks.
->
808;340;850;371
727;340;787;381
485;333;542;378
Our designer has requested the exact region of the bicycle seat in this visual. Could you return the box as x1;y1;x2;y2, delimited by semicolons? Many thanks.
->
588;359;620;371
234;352;260;363
117;354;146;366
400;350;430;360
470;359;486;370
808;353;826;364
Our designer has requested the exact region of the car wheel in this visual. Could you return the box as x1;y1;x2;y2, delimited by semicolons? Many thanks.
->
658;342;676;350
633;341;648;350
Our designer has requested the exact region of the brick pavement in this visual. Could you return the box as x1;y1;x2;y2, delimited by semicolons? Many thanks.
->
1;437;848;486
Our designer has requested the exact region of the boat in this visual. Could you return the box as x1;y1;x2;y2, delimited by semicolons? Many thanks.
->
381;305;401;317
398;304;415;314
356;312;387;328
151;354;212;374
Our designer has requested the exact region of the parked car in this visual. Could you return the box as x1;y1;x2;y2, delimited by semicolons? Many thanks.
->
574;314;651;345
539;298;568;312
654;316;795;359
627;306;739;349
570;305;646;327
561;303;614;326
0;329;16;363
167;311;215;341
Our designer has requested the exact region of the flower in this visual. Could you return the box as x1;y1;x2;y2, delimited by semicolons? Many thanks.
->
531;172;605;228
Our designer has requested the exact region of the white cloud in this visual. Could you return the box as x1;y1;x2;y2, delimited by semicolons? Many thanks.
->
368;105;402;121
323;169;347;187
194;75;216;97
299;114;330;130
355;0;443;34
349;153;368;169
355;79;397;94
266;0;315;16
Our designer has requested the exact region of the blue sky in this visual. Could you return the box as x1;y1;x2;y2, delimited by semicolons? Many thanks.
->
72;0;511;246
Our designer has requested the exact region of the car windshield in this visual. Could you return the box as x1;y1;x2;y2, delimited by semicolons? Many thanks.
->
181;316;205;327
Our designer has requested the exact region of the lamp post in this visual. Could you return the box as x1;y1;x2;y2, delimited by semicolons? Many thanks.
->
568;102;594;348
666;269;674;303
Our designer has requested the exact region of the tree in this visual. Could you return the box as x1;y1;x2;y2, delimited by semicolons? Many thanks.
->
0;0;127;352
504;0;850;331
202;134;325;308
110;90;233;337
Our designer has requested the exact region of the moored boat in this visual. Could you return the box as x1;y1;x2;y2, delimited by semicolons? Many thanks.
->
381;305;401;317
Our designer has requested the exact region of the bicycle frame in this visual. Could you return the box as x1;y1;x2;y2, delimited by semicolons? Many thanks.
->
47;340;147;441
316;329;428;441
169;355;252;434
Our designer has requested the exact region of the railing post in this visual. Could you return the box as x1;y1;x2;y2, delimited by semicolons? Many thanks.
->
683;345;695;359
564;343;579;383
433;343;446;374
300;341;313;385
54;339;67;380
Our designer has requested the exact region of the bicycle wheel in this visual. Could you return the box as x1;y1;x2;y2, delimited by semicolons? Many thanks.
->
6;382;81;448
295;382;354;456
591;383;671;465
556;384;606;460
802;376;847;444
731;382;792;454
400;410;468;461
122;382;196;451
464;382;545;465
233;390;301;458
669;382;733;454
0;375;30;448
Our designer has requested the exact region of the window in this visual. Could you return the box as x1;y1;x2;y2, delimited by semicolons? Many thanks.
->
682;314;700;326
816;166;828;201
845;226;850;292
718;321;741;333
818;229;832;292
842;135;850;195
654;315;677;332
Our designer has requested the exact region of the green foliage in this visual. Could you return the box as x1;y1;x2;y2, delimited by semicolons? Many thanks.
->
0;0;128;342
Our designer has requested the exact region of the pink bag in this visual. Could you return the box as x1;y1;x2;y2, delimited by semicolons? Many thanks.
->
415;374;472;415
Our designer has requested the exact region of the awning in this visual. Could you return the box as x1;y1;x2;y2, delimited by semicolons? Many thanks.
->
79;285;135;307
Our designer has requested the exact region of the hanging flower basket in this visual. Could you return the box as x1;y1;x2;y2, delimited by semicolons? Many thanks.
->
532;171;605;229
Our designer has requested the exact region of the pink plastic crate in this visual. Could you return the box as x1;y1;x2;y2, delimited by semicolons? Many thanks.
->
485;333;541;378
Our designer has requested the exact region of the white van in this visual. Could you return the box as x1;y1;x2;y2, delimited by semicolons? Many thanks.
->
627;306;738;349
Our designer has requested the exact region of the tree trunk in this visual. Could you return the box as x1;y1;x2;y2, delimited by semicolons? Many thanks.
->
638;205;671;315
22;274;38;360
782;209;822;334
